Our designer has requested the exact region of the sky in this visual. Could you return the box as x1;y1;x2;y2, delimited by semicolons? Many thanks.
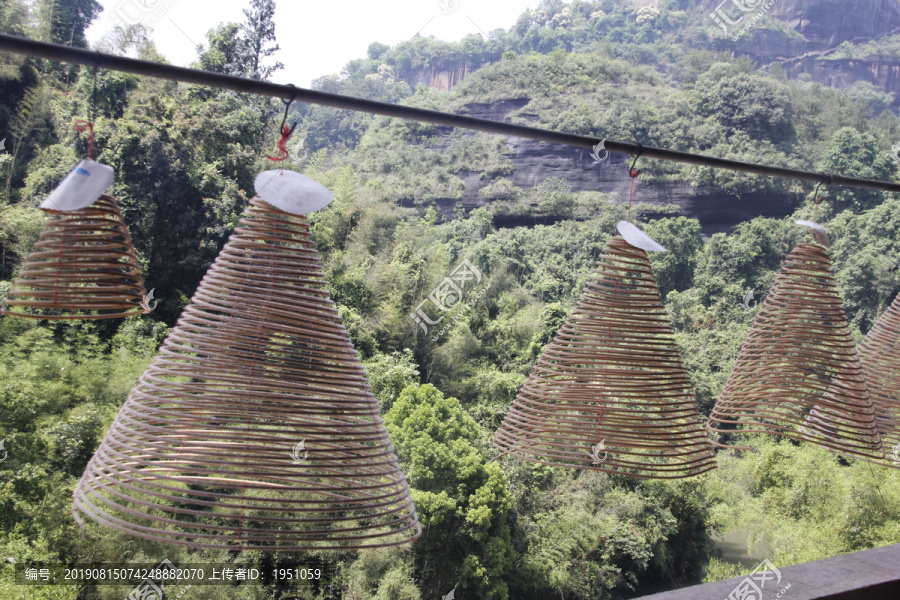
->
87;0;540;87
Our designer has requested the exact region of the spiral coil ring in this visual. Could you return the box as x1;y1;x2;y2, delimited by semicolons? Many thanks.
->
1;195;146;320
708;243;884;460
73;198;420;550
856;293;900;467
492;236;717;478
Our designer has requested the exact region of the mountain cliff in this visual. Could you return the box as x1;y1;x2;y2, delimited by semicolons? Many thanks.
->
312;0;898;233
767;0;900;45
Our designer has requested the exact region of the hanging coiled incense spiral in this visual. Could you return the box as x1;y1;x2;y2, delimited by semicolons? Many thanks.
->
707;243;883;460
492;235;717;479
1;195;146;320
73;198;420;550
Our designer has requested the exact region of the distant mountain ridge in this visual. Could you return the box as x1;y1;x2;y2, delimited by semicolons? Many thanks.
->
398;1;900;111
733;0;900;112
767;0;900;46
307;0;897;233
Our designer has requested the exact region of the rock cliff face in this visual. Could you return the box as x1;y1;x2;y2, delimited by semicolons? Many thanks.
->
781;55;900;101
737;1;900;112
458;141;797;235
400;62;472;91
767;0;900;45
402;2;900;98
433;100;799;235
401;1;900;232
702;0;900;45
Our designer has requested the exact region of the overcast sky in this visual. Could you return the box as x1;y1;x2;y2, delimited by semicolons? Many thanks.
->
86;0;539;87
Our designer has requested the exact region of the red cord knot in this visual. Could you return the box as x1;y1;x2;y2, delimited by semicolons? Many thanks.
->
266;123;293;162
627;167;640;222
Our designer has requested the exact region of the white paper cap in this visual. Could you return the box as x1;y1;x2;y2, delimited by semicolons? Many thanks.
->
796;220;830;247
795;220;826;234
254;170;333;215
617;221;667;252
40;160;114;211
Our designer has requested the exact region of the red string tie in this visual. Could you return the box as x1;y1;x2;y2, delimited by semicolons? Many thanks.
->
266;123;293;162
627;168;639;222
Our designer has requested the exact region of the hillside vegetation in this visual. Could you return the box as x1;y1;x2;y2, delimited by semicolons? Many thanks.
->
1;1;900;599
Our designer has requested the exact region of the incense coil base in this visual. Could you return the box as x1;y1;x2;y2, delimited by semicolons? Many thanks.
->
708;243;884;460
73;198;420;550
492;236;716;479
1;195;146;320
856;293;900;467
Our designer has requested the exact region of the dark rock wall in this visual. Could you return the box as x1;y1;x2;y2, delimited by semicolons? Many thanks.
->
780;55;900;110
396;1;900;232
431;101;799;235
400;62;472;91
767;0;900;45
701;0;900;45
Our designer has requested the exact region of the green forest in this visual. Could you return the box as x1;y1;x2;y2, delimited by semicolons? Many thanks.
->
2;0;900;598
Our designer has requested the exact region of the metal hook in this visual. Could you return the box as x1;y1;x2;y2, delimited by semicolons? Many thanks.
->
282;83;299;105
813;180;825;200
266;85;300;164
277;84;299;134
813;173;834;199
811;173;834;225
629;145;643;177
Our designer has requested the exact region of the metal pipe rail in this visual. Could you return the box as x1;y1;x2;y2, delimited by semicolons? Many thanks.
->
2;33;899;193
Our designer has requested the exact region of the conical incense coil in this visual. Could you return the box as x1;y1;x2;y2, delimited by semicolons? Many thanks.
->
856;293;900;467
491;236;716;478
73;198;420;550
1;195;146;319
708;243;883;459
